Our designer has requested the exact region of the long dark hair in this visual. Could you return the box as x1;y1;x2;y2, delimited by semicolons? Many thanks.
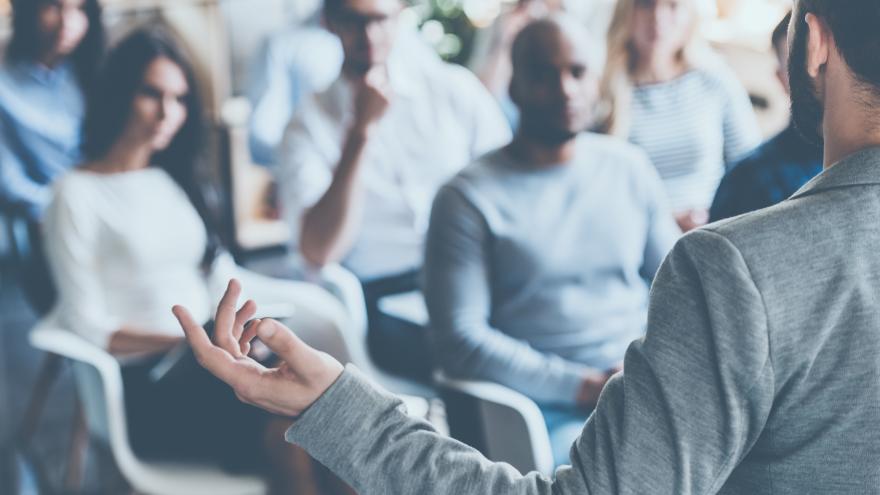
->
7;0;105;87
82;27;220;270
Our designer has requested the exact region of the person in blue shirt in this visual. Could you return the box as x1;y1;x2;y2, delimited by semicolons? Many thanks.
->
0;0;105;220
709;12;823;222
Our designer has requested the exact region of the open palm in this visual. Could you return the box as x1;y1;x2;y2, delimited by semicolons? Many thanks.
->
172;279;344;418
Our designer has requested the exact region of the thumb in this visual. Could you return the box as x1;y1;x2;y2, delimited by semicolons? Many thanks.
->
255;319;306;364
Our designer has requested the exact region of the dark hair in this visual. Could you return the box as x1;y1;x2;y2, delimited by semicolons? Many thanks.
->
798;0;880;94
82;27;220;269
7;0;105;87
772;12;791;54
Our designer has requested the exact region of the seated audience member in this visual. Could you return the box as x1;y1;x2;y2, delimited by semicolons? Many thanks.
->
0;0;104;220
248;4;438;166
179;1;880;492
42;28;349;495
425;17;680;467
278;0;512;382
598;0;761;232
709;12;822;222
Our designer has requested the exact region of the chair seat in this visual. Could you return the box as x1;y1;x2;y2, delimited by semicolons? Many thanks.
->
126;461;267;495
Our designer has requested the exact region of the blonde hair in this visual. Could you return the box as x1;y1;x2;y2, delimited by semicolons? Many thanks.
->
598;0;715;136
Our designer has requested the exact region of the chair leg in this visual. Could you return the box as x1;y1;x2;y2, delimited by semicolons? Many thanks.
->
63;400;88;493
15;353;76;495
17;353;64;446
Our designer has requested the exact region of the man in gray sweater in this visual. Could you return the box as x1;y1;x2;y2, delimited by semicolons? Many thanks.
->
422;16;680;467
174;1;880;492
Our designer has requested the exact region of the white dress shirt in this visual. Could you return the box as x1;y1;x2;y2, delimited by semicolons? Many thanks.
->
247;23;440;166
278;58;512;281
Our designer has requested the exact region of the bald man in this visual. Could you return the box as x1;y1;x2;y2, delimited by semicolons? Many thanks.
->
423;16;679;467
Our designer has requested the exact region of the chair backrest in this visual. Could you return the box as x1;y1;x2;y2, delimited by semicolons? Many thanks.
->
29;328;146;483
435;373;555;476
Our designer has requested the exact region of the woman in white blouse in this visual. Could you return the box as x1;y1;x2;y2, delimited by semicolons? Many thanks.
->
42;28;348;495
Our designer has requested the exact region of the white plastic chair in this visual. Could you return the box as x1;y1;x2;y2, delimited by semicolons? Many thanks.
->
29;327;268;495
23;269;350;495
434;372;555;476
377;289;555;473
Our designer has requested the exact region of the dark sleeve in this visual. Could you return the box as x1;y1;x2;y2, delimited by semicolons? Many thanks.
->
709;162;775;222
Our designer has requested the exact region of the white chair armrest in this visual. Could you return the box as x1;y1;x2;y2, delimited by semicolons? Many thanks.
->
30;324;268;494
310;263;368;338
281;256;368;339
377;290;428;327
237;268;300;318
434;371;555;475
29;325;119;376
28;324;146;482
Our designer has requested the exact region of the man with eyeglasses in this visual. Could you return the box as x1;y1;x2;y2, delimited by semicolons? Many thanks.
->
276;0;511;384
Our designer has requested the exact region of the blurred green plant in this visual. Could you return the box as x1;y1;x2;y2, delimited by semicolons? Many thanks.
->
409;0;479;64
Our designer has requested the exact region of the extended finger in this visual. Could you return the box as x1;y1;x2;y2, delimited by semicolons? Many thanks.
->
173;305;212;350
233;299;257;341
173;305;241;385
213;279;243;357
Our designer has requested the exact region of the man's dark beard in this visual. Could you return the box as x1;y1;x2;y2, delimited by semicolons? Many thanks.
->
788;13;825;146
518;108;581;147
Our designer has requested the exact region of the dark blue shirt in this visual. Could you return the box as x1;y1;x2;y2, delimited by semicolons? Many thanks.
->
709;125;822;222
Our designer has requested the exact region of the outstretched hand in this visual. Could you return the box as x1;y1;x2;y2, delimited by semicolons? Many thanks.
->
172;279;344;418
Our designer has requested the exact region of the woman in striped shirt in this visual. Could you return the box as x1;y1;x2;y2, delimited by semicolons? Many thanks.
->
598;0;760;231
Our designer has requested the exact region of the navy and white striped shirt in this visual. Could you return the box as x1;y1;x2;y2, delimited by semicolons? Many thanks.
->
627;68;761;212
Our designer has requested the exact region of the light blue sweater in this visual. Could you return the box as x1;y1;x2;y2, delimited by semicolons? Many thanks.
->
423;134;680;405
